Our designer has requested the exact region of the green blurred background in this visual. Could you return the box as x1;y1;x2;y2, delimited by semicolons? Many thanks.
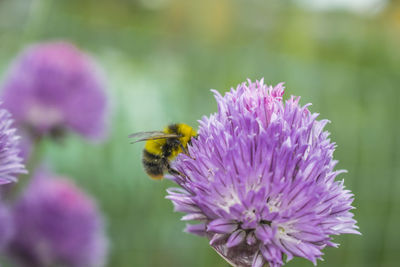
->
0;0;399;266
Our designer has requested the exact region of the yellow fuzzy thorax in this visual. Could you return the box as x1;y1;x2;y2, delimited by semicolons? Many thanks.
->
144;138;166;156
144;123;197;159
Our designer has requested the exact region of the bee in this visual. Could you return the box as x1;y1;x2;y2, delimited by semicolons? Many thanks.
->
129;123;197;179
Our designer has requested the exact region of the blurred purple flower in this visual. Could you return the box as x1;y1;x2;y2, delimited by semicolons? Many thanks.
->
0;107;26;185
0;201;13;249
166;79;360;267
8;172;108;267
1;41;108;140
15;131;33;164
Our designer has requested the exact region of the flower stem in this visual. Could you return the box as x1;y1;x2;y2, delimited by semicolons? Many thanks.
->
10;136;45;200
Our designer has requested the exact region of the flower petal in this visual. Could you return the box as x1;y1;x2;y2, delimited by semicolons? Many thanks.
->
226;230;246;248
207;219;238;234
184;223;206;237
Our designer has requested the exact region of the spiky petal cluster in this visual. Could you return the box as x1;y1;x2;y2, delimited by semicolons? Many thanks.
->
8;172;108;267
1;41;107;140
166;79;359;267
0;108;26;184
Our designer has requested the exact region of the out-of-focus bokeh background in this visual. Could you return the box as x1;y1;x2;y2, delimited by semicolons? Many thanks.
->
0;0;399;266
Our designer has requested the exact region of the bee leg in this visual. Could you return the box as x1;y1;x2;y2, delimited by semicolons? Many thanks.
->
166;163;188;179
167;167;181;176
179;143;188;154
179;144;195;160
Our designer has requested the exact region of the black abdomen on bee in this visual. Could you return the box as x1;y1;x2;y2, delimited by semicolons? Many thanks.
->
142;149;168;179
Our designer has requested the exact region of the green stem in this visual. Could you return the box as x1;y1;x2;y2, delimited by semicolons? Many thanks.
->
10;136;46;201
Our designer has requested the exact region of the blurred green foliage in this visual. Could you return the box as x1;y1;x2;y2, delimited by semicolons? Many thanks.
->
0;0;399;266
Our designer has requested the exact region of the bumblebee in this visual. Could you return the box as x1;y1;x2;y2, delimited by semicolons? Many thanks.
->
129;123;197;179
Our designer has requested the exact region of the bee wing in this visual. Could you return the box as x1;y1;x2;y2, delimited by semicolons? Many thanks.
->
129;131;180;143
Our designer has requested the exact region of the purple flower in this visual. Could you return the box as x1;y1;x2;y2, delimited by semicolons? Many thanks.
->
166;79;360;267
8;172;108;267
0;107;26;184
0;201;13;249
1;41;107;140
